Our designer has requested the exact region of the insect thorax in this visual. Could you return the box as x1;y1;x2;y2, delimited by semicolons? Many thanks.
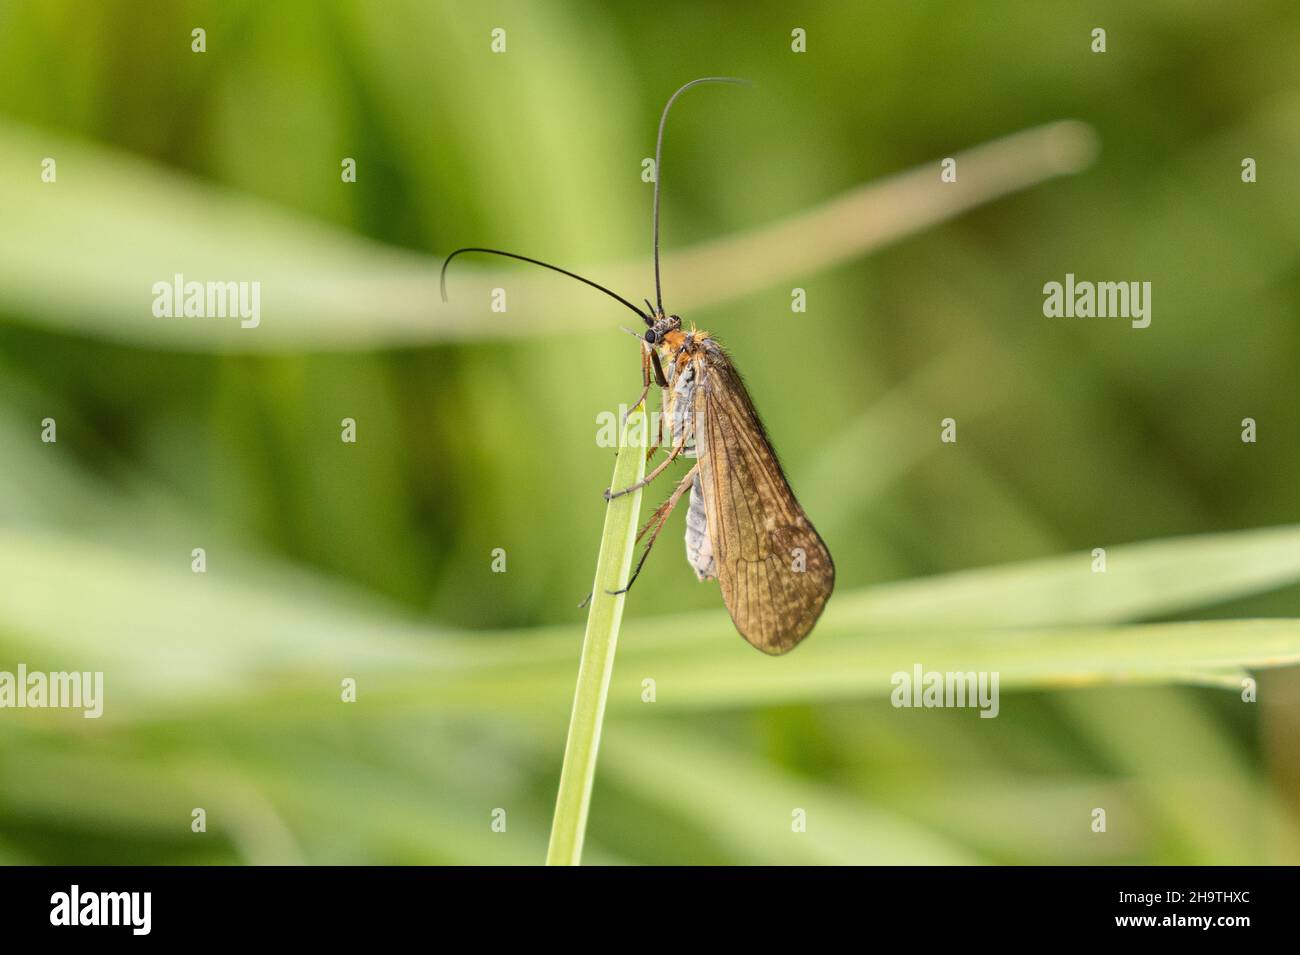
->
663;348;699;458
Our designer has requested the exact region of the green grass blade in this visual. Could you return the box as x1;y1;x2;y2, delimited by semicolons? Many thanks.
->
596;619;1298;711
3;525;1300;718
545;405;647;866
0;116;1092;352
827;523;1300;629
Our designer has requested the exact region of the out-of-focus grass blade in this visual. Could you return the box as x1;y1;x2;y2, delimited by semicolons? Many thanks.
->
593;619;1300;711
0;527;457;709
0;118;440;351
0;116;1093;351
1054;686;1300;864
405;619;1298;715
599;724;981;864
2;525;1300;718
828;523;1300;630
0;724;586;865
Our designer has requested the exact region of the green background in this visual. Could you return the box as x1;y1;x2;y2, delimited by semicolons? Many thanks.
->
1;0;1298;864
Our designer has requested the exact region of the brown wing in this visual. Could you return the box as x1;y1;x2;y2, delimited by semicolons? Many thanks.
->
694;342;834;654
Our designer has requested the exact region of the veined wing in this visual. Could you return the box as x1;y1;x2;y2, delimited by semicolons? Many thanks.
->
695;342;834;654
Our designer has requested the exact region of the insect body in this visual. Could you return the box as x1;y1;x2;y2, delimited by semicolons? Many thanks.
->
441;78;834;653
669;367;716;582
638;321;834;653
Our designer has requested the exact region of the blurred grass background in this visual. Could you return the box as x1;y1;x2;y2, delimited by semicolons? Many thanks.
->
1;0;1299;864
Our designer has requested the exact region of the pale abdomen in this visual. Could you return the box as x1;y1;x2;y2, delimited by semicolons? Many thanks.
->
684;470;717;581
663;349;714;580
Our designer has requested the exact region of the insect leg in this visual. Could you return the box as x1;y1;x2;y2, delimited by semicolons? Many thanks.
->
621;344;653;426
634;480;683;542
649;348;669;388
604;430;687;500
645;351;670;461
607;463;699;596
646;404;664;462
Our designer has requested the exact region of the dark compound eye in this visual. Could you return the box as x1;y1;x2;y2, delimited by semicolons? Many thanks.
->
644;330;657;344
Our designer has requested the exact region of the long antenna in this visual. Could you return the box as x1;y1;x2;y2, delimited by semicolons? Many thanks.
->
441;247;649;324
652;76;751;315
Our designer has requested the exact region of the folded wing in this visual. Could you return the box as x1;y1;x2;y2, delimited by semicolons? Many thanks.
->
695;344;834;654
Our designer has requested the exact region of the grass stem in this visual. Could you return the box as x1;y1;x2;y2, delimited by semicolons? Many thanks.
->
546;402;648;865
